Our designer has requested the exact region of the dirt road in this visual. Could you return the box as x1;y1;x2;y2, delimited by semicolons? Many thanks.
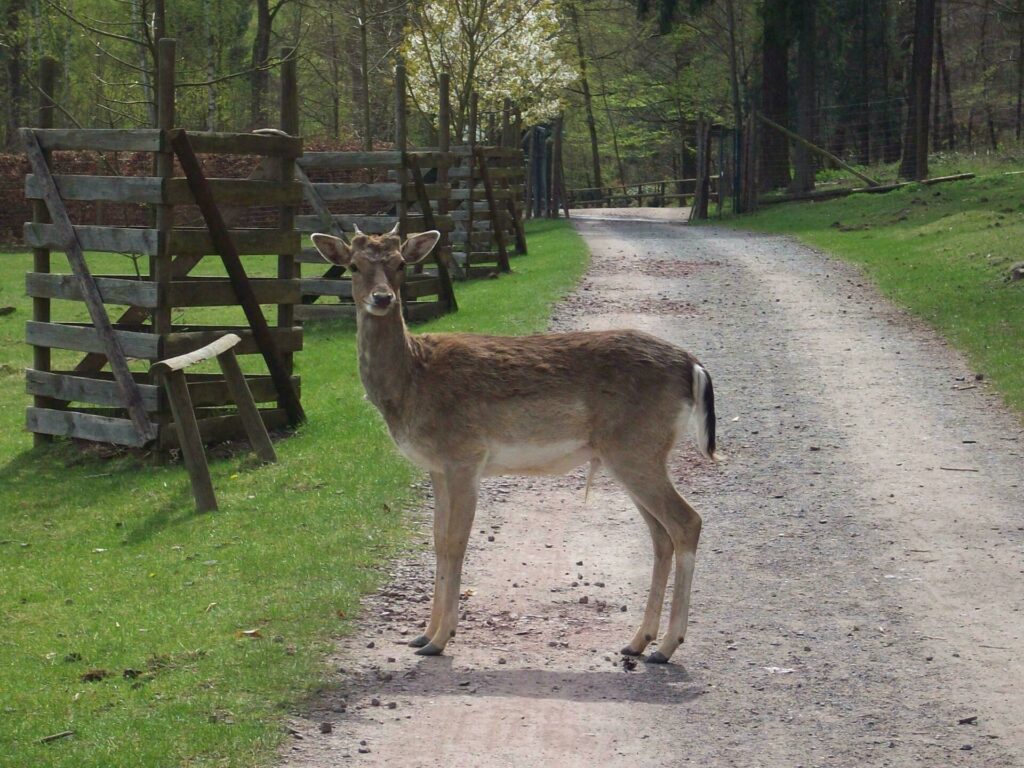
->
281;216;1024;767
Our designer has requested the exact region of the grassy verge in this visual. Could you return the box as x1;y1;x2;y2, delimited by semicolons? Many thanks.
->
727;171;1024;413
0;218;588;768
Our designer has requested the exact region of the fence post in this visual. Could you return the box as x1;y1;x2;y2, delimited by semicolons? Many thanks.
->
279;47;298;382
31;57;57;445
154;39;176;345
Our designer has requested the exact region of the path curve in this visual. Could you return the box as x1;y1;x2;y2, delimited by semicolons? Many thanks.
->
280;217;1024;767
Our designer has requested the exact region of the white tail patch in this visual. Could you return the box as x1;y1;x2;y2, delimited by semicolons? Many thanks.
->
692;364;715;460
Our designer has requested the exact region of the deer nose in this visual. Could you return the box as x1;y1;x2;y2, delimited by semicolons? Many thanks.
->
372;291;394;308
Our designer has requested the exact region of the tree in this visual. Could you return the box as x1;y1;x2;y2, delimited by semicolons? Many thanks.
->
402;0;577;140
898;0;935;179
760;0;791;190
565;0;602;192
790;0;816;193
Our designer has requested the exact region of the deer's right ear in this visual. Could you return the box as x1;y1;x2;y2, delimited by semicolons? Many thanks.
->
311;233;352;267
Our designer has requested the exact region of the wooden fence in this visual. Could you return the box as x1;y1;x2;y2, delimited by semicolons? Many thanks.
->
22;39;303;452
18;45;529;453
567;178;710;209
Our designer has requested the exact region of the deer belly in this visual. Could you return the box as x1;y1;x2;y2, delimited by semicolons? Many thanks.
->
484;439;592;476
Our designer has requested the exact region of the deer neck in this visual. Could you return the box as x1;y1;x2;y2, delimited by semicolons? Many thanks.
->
355;307;414;416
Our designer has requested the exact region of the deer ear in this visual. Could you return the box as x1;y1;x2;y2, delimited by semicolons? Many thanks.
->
401;230;441;265
311;233;352;267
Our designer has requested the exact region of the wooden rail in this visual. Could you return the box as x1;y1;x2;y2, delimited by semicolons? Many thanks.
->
566;178;702;208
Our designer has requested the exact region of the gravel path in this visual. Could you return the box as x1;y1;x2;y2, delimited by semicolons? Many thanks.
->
280;216;1024;767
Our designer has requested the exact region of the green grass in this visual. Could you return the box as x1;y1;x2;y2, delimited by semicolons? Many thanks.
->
0;218;588;768
728;171;1024;414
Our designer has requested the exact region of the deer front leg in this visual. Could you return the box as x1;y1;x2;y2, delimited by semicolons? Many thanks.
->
409;471;449;649
415;464;480;656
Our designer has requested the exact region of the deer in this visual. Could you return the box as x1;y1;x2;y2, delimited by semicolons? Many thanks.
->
310;225;717;663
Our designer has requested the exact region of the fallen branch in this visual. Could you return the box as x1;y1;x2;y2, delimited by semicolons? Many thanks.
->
40;730;75;744
939;466;979;472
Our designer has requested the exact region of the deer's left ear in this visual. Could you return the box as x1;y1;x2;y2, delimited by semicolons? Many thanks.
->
401;230;441;265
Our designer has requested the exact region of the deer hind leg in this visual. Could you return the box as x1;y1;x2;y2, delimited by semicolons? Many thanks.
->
409;471;449;649
608;461;702;664
621;502;673;657
415;464;480;656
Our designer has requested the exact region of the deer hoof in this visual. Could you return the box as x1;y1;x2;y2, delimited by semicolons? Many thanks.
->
620;646;643;657
414;642;444;656
645;651;670;664
408;634;430;648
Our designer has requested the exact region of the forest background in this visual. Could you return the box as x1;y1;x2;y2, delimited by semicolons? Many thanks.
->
0;0;1021;221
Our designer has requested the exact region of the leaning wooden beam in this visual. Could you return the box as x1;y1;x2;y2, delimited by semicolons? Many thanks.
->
20;128;156;444
406;153;458;313
72;157;278;377
168;128;305;426
755;111;880;188
474;146;511;272
292;162;348;303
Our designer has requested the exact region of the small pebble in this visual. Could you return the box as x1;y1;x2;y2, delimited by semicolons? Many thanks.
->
366;641;375;649
319;722;332;734
579;596;589;605
371;698;381;707
387;702;397;710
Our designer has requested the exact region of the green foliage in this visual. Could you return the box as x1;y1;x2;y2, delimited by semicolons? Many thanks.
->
729;173;1024;415
0;219;588;768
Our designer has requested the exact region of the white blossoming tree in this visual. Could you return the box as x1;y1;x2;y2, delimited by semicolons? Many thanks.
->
402;0;577;140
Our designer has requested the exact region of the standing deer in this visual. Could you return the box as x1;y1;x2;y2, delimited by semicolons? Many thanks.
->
311;226;717;663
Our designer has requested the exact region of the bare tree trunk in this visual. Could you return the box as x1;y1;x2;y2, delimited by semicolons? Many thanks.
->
250;0;272;129
899;0;935;180
760;0;791;190
689;117;712;221
791;0;816;194
358;0;372;149
1018;2;1024;141
204;0;217;131
3;0;25;148
939;2;955;150
567;1;602;193
856;0;871;165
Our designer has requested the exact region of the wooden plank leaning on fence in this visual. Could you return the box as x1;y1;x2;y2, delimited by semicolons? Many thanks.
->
20;128;157;444
70;157;280;378
150;333;276;513
473;146;511;273
292;161;349;302
405;153;458;312
168;128;305;426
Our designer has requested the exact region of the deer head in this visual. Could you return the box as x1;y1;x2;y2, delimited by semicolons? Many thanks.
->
311;227;441;317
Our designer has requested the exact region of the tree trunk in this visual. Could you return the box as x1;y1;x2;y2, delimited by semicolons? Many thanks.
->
358;0;372;149
856;0;871;165
898;0;935;180
881;0;902;163
939;2;955;150
4;0;25;148
1018;2;1024;141
567;1;602;193
689;117;712;221
250;0;273;129
791;0;816;194
760;0;791;190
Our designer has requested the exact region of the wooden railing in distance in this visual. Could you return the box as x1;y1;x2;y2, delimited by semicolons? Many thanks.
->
567;178;699;209
150;334;276;513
